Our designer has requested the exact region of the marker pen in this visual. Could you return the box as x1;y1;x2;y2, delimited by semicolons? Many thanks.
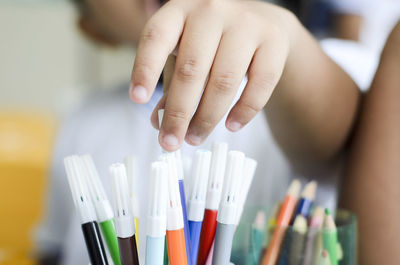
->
160;153;188;265
81;155;121;265
159;109;192;265
125;156;141;247
187;150;212;265
64;156;109;265
261;179;301;265
175;150;193;265
110;163;140;265
146;161;168;265
197;142;228;265
236;157;258;224
204;156;258;265
291;181;317;224
212;151;245;265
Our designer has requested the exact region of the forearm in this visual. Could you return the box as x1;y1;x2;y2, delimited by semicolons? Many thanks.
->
265;20;360;170
339;23;400;265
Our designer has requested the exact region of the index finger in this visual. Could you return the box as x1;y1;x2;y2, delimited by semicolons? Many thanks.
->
130;4;185;103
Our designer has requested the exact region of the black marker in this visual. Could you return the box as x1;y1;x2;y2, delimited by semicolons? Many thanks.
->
64;155;109;265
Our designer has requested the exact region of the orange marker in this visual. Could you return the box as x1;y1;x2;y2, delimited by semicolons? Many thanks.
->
261;179;301;265
160;153;188;265
167;228;188;265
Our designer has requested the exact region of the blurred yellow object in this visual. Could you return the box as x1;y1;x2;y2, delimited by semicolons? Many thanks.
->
0;111;56;264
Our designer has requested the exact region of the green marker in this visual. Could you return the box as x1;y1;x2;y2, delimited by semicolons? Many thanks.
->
322;209;338;265
82;155;121;265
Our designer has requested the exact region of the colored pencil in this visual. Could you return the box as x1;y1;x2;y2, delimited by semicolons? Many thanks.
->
110;163;140;265
212;151;245;265
322;209;338;265
64;156;109;265
261;179;301;265
160;153;188;265
247;211;267;265
188;150;212;265
317;250;332;265
288;215;307;265
303;206;324;265
146;161;169;265
291;181;317;223
197;142;228;265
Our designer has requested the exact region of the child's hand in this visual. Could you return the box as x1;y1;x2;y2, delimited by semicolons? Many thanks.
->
130;0;297;151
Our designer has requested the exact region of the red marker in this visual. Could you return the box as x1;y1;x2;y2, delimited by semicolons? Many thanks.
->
197;142;228;265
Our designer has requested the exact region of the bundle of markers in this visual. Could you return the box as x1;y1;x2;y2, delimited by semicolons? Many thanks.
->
244;179;343;265
63;141;257;265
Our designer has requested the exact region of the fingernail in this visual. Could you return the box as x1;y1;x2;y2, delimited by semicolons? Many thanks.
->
130;85;148;102
186;133;203;146
162;134;179;148
227;120;242;132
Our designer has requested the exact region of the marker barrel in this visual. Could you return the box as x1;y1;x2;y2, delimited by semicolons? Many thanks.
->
211;223;235;265
188;220;202;265
146;236;165;265
179;180;192;265
197;209;218;265
99;220;121;265
167;228;188;265
118;235;140;265
81;222;109;265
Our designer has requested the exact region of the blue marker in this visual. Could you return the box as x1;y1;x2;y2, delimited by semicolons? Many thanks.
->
188;150;212;265
175;150;193;265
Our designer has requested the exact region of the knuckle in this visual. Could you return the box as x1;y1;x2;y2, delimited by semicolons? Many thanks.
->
253;71;278;89
213;71;237;94
141;23;165;43
133;59;155;81
239;100;263;116
166;108;190;123
194;115;215;131
176;58;200;82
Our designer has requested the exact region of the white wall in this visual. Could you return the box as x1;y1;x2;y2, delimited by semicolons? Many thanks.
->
0;0;135;117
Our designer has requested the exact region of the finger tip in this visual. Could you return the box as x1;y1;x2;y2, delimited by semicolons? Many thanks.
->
185;133;203;146
159;132;181;151
226;120;243;132
129;84;150;103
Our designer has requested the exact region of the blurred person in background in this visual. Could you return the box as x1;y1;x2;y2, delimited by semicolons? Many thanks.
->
34;0;399;265
340;21;400;265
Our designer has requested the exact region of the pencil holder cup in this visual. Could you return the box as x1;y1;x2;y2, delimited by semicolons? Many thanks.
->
231;206;357;265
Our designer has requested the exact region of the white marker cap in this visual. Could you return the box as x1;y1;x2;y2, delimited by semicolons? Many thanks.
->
64;155;97;224
206;142;228;210
147;161;168;237
188;150;212;222
110;163;135;238
236;157;257;224
124;155;141;218
159;153;184;231
217;151;245;225
81;155;114;223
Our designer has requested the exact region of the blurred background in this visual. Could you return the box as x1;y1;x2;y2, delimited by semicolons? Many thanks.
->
0;0;399;264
